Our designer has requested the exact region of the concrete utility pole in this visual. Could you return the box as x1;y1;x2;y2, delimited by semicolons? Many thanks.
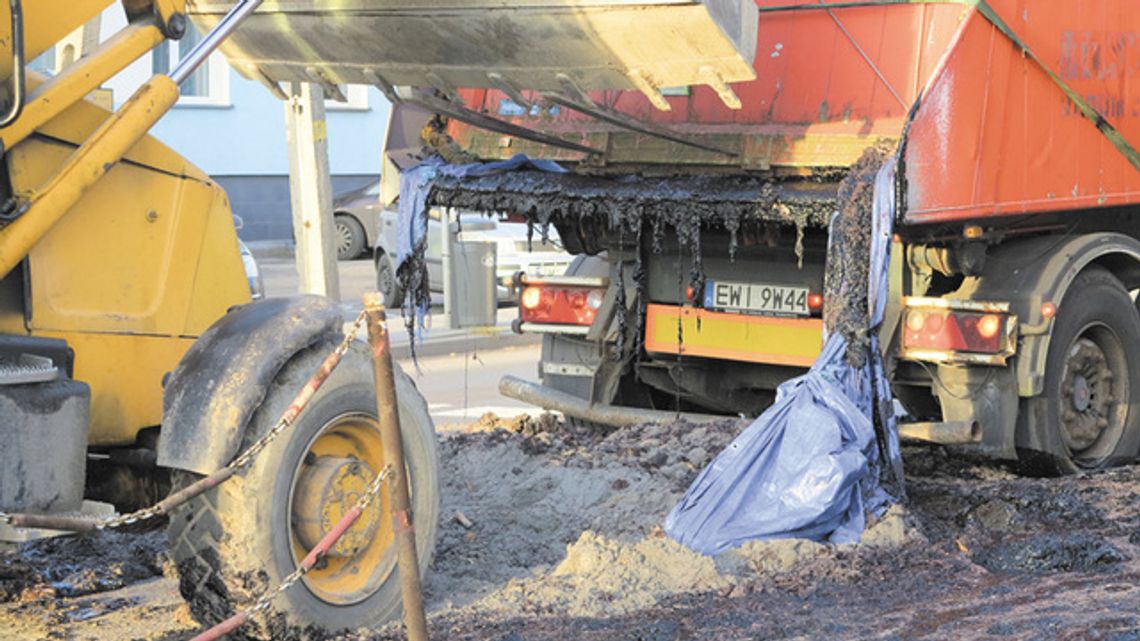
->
284;82;340;299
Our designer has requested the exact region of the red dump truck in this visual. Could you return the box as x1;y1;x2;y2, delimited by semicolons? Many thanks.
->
378;0;1140;475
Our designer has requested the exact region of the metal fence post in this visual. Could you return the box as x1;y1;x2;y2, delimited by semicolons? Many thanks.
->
363;293;429;641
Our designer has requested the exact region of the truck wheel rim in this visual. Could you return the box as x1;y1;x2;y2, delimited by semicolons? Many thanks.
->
287;413;396;605
1058;325;1128;466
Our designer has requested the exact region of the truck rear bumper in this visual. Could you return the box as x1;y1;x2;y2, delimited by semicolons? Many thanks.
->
644;304;823;368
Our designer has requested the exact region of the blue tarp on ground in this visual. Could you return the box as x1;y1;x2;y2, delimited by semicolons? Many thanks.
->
665;161;903;555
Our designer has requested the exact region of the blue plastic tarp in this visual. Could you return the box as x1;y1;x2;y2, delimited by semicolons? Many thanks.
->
665;160;902;555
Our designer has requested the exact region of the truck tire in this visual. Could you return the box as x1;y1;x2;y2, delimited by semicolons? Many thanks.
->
1018;267;1140;475
167;338;439;639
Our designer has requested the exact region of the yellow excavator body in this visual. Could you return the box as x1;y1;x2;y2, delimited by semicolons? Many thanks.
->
2;84;250;443
0;0;249;445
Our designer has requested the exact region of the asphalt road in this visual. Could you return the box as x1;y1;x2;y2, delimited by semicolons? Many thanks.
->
403;342;544;430
258;255;547;427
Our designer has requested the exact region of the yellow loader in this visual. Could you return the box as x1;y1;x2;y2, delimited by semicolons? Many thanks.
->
0;0;757;637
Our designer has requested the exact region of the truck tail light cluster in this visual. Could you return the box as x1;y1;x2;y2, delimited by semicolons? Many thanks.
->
516;275;608;331
900;298;1017;365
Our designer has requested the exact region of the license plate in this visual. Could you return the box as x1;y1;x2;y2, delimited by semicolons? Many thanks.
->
704;280;809;316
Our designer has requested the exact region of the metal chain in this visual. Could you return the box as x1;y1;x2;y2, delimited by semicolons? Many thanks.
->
0;311;370;530
99;500;172;530
246;464;391;616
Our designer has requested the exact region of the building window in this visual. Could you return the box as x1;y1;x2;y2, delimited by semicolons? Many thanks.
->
325;85;370;111
152;26;230;106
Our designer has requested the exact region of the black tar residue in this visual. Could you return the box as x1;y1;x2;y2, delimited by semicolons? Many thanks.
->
824;147;893;367
398;169;841;360
0;530;165;602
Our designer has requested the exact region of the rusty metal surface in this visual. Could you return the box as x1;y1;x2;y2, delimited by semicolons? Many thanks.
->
187;0;758;102
443;2;963;170
898;420;982;445
363;294;429;641
437;1;1140;226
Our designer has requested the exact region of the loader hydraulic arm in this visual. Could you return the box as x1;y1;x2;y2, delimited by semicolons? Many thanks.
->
0;0;262;280
0;0;26;128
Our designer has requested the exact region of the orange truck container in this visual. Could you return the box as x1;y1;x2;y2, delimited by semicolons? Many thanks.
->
377;1;1140;474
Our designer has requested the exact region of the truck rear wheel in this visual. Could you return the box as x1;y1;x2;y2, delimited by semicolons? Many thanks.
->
1019;267;1140;474
167;338;439;639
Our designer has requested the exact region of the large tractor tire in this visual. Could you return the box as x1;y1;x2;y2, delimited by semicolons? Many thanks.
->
1018;267;1140;475
167;338;439;639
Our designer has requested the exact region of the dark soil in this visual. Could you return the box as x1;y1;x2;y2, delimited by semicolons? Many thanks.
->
4;426;1140;641
0;529;166;602
375;436;1140;641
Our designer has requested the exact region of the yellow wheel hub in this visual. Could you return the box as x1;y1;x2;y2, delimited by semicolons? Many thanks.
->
288;414;395;605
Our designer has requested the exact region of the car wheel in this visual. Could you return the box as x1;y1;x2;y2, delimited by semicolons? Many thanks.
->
376;252;405;308
335;215;366;260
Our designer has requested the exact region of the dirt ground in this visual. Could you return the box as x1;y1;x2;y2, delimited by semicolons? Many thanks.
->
3;416;1140;641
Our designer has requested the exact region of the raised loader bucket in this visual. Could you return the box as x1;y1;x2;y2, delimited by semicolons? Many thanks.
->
186;0;758;103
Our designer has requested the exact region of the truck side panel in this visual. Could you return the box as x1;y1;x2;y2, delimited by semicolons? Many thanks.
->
903;1;1140;225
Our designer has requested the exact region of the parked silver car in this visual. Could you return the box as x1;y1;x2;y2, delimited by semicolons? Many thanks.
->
374;208;573;306
331;180;382;260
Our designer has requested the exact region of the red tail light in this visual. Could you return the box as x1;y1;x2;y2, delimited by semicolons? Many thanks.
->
520;284;605;326
902;309;1009;354
807;293;824;315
